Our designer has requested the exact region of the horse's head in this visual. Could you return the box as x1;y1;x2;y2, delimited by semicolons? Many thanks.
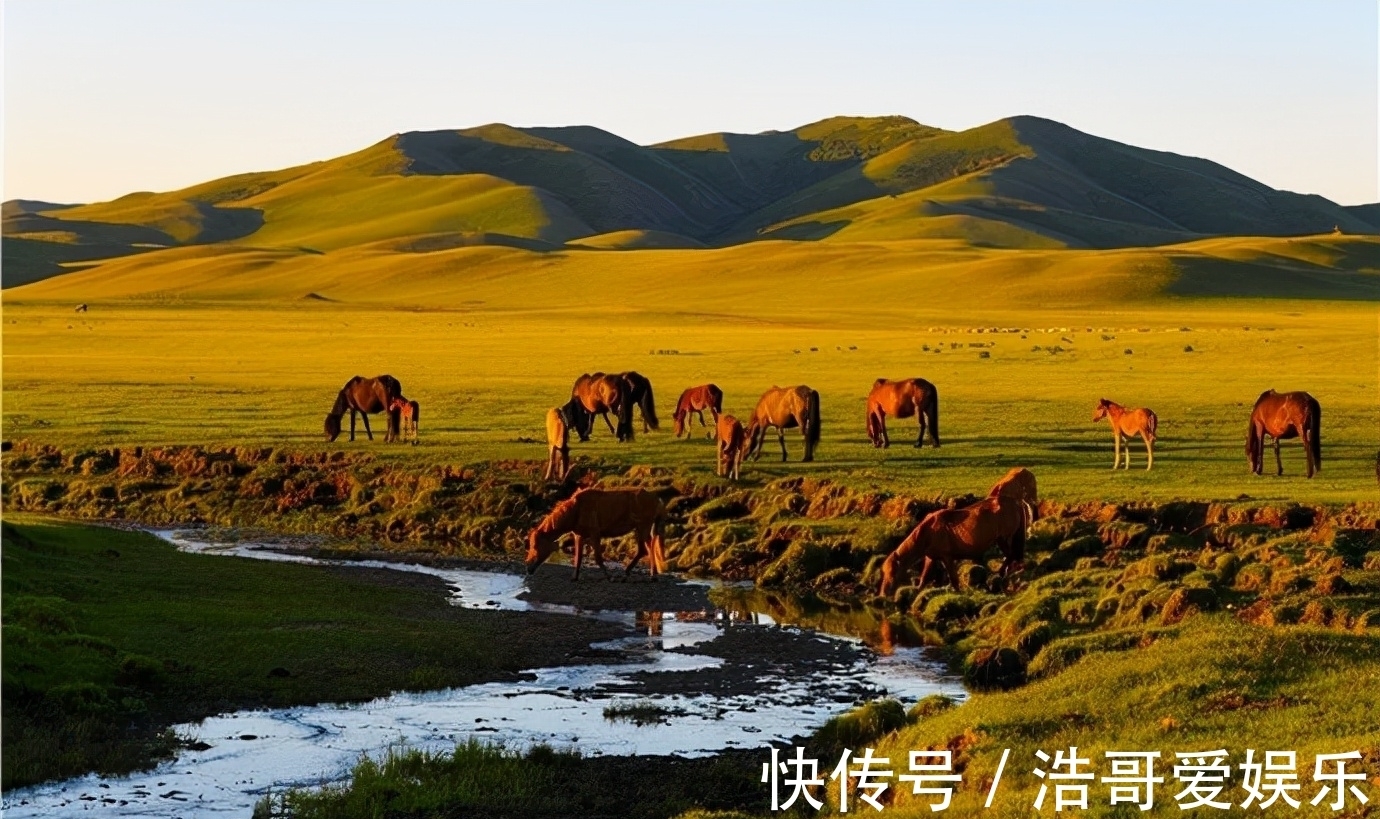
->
878;552;902;598
1093;399;1110;421
324;413;342;442
525;526;560;575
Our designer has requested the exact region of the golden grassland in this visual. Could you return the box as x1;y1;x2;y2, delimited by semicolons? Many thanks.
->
4;234;1376;506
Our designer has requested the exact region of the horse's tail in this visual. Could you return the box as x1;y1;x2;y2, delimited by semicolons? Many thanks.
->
1308;397;1322;469
410;401;420;436
865;400;879;444
925;384;940;447
330;387;350;417
672;392;688;437
1145;410;1158;442
806;389;822;447
639;379;659;431
709;384;724;415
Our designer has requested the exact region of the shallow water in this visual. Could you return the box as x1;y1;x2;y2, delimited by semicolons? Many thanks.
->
2;531;963;818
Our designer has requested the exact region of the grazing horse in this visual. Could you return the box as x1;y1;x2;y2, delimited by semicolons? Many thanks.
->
1247;389;1321;478
988;467;1038;507
324;375;402;442
526;488;668;581
878;493;1032;596
1093;399;1157;470
715;414;747;481
616;371;659;433
570;373;635;442
673;384;724;438
545;401;588;482
866;378;940;449
745;385;821;463
387;397;420;444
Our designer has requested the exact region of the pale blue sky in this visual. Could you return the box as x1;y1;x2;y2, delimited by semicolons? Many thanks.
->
4;1;1377;205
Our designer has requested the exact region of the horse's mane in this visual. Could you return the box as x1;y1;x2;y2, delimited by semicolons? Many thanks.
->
540;497;580;533
329;387;350;417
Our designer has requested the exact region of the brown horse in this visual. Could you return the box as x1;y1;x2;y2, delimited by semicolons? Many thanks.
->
878;493;1032;596
387;396;421;445
673;384;724;438
325;375;402;442
716;414;747;481
1093;399;1157;470
616;371;659;433
571;373;635;442
526;488;668;581
988;467;1038;506
866;378;940;449
745;385;821;463
1247;389;1321;478
544;407;571;482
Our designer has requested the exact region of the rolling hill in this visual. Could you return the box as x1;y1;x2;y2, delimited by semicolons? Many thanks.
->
4;114;1378;298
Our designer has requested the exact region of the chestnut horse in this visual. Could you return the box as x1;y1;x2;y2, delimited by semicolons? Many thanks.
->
387;396;421;445
715;414;747;481
324;375;402;442
571;373;635;442
544;406;571;482
866;378;940;449
526;488;668;581
673;384;724;438
1247;389;1321;478
745;385;821;463
878;492;1032;596
1093;399;1157;470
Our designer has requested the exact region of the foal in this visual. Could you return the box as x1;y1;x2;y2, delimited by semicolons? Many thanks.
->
1093;398;1157;470
387;397;420;444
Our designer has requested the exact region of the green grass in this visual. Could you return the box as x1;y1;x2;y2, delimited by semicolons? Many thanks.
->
2;291;1376;506
0;516;624;788
870;618;1380;817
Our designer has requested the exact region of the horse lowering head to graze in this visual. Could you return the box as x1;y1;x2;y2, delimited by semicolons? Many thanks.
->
616;371;659;433
544;406;572;482
570;373;635;442
866;378;939;449
715;413;747;481
388;396;421;445
878;493;1031;597
673;384;724;438
1093;399;1158;471
1246;389;1321;478
526;488;668;581
325;375;403;443
745;385;821;463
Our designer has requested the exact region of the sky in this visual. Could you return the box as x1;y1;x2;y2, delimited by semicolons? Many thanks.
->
4;1;1377;205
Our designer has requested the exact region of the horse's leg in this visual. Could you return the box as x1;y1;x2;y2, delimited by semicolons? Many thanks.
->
1273;436;1283;476
1143;432;1153;471
916;556;933;589
915;412;925;449
349;409;358;442
778;428;788;462
571;536;584;582
600;411;617;436
361;412;374;441
944;556;961;591
1111;430;1120;469
623;534;643;579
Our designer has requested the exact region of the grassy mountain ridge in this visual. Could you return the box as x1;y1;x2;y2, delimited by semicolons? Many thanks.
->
4;114;1376;293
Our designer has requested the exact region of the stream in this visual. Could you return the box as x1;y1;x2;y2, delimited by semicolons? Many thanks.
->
2;530;964;818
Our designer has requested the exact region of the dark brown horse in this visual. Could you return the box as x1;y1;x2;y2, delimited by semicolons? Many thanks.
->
571;373;635;442
673;384;723;438
866;378;939;449
878;492;1032;596
745;385;821;463
1247;389;1321;478
616;371;659;433
325;375;402;442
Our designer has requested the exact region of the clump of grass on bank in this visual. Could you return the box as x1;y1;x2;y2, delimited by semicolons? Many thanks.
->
0;516;626;789
262;740;771;819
